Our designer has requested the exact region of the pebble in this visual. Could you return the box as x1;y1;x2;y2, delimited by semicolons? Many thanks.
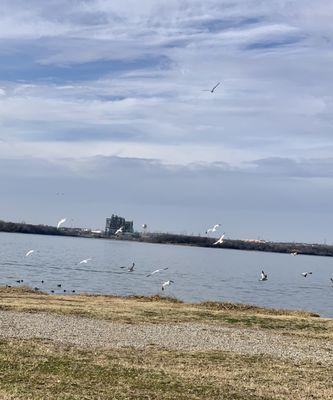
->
0;310;332;365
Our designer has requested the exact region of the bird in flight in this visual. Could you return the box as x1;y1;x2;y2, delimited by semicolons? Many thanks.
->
115;226;124;235
162;280;174;291
121;262;135;272
260;270;268;281
206;224;221;234
301;272;312;278
57;218;66;229
146;267;169;277
213;234;225;245
203;82;221;93
128;262;135;272
290;251;298;256
79;258;92;264
25;250;34;257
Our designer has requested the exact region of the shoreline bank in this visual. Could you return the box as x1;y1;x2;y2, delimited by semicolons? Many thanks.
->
1;219;333;257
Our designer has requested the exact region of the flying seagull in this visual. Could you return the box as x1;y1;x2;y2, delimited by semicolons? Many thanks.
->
213;234;225;245
115;226;123;235
25;250;34;257
146;267;169;277
79;258;92;264
57;218;66;229
260;270;268;281
301;272;312;278
290;251;298;256
120;262;135;272
206;224;221;234
162;280;174;291
203;82;221;93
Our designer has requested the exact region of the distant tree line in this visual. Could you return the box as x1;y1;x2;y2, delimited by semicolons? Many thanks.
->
0;220;333;257
0;220;70;237
139;233;333;257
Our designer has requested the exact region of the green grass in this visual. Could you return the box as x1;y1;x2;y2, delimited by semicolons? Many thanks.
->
0;339;332;400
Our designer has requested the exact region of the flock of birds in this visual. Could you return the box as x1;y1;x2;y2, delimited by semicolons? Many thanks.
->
12;239;333;295
4;217;333;295
10;252;175;293
120;263;173;290
207;223;333;286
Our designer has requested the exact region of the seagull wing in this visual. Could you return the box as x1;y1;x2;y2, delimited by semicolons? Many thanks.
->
212;82;221;92
57;218;66;228
147;269;159;277
79;259;91;264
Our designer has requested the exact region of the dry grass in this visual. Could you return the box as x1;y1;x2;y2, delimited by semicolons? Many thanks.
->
0;286;332;339
0;287;332;399
0;338;332;400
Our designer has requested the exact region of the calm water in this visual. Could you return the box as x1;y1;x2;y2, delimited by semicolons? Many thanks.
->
0;232;332;317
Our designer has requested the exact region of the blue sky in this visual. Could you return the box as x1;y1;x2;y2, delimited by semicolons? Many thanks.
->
1;0;333;242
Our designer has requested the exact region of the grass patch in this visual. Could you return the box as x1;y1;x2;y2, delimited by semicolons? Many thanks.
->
0;286;332;339
0;339;332;400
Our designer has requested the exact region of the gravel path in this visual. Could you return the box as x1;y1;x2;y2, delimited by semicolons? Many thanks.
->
0;310;332;365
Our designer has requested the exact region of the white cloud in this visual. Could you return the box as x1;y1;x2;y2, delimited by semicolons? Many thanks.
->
0;1;332;240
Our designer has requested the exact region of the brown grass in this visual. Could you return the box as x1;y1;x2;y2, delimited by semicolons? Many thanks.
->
0;287;332;399
0;286;332;339
0;338;332;400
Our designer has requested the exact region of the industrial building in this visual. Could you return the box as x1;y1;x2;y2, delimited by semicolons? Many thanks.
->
105;214;134;236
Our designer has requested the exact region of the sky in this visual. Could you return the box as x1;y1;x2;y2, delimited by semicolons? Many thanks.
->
1;0;333;242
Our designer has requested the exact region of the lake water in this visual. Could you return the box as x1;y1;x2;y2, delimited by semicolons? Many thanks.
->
0;232;332;317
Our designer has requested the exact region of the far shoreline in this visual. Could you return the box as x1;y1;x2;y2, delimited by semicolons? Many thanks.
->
1;219;333;258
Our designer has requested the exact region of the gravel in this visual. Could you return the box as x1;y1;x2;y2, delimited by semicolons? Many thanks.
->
0;310;332;364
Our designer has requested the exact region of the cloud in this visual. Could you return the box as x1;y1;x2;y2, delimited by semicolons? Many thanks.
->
0;1;333;241
249;157;333;178
1;154;333;242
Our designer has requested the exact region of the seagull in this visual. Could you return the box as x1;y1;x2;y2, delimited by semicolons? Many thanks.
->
206;224;221;234
291;251;298;256
25;250;34;257
203;82;221;93
162;280;174;291
146;267;169;277
121;262;135;272
213;234;225;245
260;270;268;281
57;218;66;229
115;226;124;235
301;272;313;278
79;258;92;264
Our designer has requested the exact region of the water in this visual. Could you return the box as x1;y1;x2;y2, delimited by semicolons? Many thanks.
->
0;232;332;317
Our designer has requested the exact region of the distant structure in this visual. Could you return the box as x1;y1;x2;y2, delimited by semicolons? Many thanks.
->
105;214;134;236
